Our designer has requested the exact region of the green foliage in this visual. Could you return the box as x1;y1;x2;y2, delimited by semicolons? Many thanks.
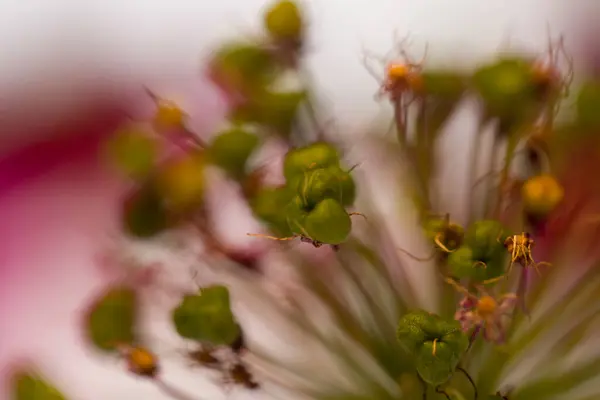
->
172;285;241;346
207;127;260;179
397;310;469;386
84;286;137;352
11;369;68;400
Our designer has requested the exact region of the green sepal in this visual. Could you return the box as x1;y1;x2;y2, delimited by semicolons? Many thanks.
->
303;198;352;244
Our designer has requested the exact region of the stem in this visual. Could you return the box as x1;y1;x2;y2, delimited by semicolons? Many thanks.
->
483;132;501;219
492;130;519;220
467;120;486;225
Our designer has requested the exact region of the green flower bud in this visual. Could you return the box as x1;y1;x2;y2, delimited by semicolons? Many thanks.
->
258;90;306;136
11;369;68;400
283;142;340;182
212;42;278;96
172;285;240;346
106;127;157;179
263;0;303;41
156;151;206;211
250;186;295;236
207;127;260;179
447;245;504;282
122;182;170;238
294;165;356;209
397;310;468;386
303;198;352;244
577;80;600;129
464;220;506;261
84;286;138;352
473;58;538;123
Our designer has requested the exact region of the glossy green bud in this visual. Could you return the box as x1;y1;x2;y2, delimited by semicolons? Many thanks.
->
283;142;340;182
172;285;240;346
448;245;505;282
11;369;68;400
577;80;600;129
208;127;260;179
106;127;157;179
84;286;137;352
294;165;356;209
464;220;506;261
263;0;303;41
473;58;538;121
122;182;170;238
250;186;295;236
397;309;468;386
303;198;351;244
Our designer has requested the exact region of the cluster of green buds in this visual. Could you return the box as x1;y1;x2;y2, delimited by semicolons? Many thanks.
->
208;0;308;139
249;142;360;248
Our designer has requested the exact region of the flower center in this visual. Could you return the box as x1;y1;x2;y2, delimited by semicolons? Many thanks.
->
477;295;497;316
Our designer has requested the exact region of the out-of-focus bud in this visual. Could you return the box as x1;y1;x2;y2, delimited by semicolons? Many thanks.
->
522;174;564;218
263;0;304;43
106;126;158;180
156;151;206;211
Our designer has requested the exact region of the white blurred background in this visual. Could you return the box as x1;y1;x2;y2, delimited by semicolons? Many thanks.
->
0;0;589;399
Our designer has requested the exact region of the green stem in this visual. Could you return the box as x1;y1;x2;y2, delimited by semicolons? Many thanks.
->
483;133;501;219
492;130;519;220
466;129;482;225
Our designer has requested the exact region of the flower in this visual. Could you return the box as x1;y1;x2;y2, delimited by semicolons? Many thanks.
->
454;290;517;344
